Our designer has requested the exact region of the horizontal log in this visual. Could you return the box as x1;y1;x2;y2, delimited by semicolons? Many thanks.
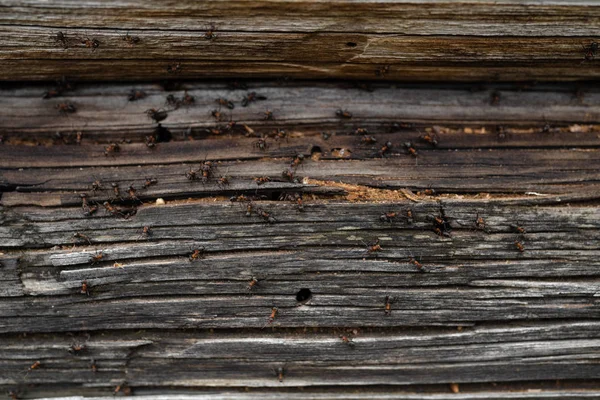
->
1;1;600;81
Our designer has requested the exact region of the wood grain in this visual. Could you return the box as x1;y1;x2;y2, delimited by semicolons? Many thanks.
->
1;0;599;81
1;79;600;396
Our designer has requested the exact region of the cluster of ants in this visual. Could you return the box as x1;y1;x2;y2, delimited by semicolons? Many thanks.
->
352;124;438;158
78;177;157;220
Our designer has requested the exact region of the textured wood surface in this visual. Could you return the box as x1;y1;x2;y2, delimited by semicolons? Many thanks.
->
1;81;600;398
1;0;599;81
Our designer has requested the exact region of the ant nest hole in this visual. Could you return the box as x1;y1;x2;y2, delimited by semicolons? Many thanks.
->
346;42;357;47
296;288;312;303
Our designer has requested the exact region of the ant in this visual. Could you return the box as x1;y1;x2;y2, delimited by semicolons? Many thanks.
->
90;359;98;373
204;24;217;40
186;168;199;180
128;185;142;203
253;176;271;185
581;41;598;62
272;128;288;142
81;280;90;296
355;128;369;135
80;36;100;51
512;224;526;235
128;89;146;102
515;240;525;253
431;210;451;237
80;194;98;216
145;108;168;123
335;109;352;119
279;192;304;211
114;382;131;396
73;232;92;245
230;194;249;203
290;154;304;168
262;109;275;120
28;361;42;372
137;226;151;240
110;183;122;200
104;143;120;156
241;92;267;107
56;102;77;115
361;135;377;144
376;64;390;77
217;175;231;188
253;137;269;151
68;343;87;355
364;239;382;254
166;62;182;74
281;167;295;182
247;276;259;291
419;132;439;146
145;135;157;148
122;32;140;46
245;202;254;217
474;213;486;231
490;91;501;106
166;94;180;109
405;208;414;224
103;201;126;218
379;211;397;223
211;109;223;121
256;208;276;224
75;131;83;144
409;256;425;272
55;31;70;48
200;160;214;183
91;180;103;193
378;141;392;157
90;251;104;265
274;366;285;382
384;295;394;315
263;307;278;328
404;142;417;157
340;334;356;347
215;98;235;110
189;247;205;262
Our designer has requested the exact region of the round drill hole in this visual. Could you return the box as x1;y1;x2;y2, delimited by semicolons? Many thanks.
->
296;288;312;303
310;145;322;155
346;42;357;47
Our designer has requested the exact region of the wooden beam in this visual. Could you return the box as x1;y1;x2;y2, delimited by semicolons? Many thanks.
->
1;1;599;81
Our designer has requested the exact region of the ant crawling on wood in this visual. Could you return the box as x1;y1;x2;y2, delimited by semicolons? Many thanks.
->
581;41;598;63
379;211;398;223
241;92;267;107
122;31;141;46
204;24;218;40
189;247;206;262
363;239;382;255
56;102;77;115
263;307;279;329
384;295;395;315
145;108;168;123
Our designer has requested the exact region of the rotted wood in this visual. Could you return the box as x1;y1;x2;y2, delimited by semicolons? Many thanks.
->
1;81;600;397
1;0;599;81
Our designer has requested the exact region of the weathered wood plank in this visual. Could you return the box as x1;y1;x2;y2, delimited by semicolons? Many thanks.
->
1;1;600;81
2;83;599;140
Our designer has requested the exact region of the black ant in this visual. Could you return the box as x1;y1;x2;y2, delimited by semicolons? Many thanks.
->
404;142;417;157
253;137;269;151
80;36;100;51
216;98;235;110
204;24;217;40
55;31;70;48
241;92;267;107
378;141;392;157
581;41;598;62
364;239;382;254
73;232;92;245
256;208;276;224
56;102;77;115
123;32;141;46
128;89;146;101
419;132;439;146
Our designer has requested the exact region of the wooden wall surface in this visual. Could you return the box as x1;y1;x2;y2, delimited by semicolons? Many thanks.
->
0;80;599;398
0;0;599;82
